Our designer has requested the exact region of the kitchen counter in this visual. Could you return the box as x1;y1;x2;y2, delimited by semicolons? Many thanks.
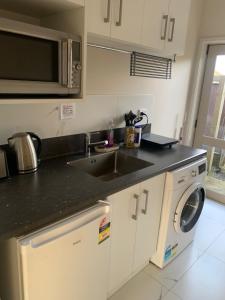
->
0;144;206;240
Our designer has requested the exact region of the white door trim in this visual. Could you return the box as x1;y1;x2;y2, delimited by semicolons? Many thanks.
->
194;44;225;149
206;189;225;205
183;37;225;146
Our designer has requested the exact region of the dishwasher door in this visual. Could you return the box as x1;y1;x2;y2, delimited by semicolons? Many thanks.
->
18;203;110;300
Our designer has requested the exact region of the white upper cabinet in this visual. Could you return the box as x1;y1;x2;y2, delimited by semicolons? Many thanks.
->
141;0;191;55
86;0;111;37
165;0;191;55
110;0;145;45
86;0;144;45
86;0;192;56
141;0;170;51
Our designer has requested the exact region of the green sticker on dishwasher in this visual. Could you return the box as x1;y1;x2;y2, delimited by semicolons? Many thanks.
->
98;216;110;244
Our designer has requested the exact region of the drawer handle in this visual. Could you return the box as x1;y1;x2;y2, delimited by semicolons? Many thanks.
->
132;194;140;221
168;18;176;42
104;0;111;23
116;0;123;26
161;15;168;40
142;189;149;215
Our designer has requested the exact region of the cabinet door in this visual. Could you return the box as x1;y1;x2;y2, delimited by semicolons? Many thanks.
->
165;0;191;55
108;184;139;294
86;0;111;37
141;0;170;51
19;210;110;300
111;0;145;45
133;174;165;273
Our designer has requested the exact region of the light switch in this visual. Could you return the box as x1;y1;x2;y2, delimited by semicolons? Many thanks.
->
60;103;76;120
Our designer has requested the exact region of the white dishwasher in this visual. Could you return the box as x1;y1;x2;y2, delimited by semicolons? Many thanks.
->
0;202;110;300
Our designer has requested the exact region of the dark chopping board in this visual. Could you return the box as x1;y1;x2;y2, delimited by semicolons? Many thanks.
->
141;133;179;148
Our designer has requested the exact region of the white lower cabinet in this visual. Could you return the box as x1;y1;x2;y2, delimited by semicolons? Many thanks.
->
107;184;139;295
107;174;165;296
133;175;165;272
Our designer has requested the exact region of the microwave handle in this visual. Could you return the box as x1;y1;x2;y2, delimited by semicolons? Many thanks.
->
62;39;73;88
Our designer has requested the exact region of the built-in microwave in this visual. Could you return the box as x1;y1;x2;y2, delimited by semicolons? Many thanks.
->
0;17;82;96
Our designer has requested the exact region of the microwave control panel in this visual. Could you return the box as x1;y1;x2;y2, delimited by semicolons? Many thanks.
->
71;61;81;89
62;39;82;91
71;39;81;90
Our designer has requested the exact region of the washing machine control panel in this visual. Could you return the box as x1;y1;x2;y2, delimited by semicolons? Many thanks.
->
191;163;207;177
198;163;206;175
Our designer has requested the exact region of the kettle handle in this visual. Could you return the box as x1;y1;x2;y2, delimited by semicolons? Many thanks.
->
27;132;42;159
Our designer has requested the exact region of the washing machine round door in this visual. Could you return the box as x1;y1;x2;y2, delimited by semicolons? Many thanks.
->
174;183;205;233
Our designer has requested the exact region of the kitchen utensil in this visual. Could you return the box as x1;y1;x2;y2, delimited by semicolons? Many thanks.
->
125;126;135;148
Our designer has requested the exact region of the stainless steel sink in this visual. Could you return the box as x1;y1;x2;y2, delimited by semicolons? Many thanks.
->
68;152;154;182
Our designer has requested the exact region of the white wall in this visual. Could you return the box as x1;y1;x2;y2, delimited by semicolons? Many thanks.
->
0;95;155;144
0;0;203;145
200;0;225;37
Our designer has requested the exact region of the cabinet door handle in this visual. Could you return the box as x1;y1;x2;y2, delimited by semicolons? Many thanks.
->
168;18;176;42
161;15;168;40
116;0;123;26
104;0;111;23
132;194;140;221
142;190;149;215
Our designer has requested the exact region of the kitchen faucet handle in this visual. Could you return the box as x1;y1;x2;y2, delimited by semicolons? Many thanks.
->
85;132;91;155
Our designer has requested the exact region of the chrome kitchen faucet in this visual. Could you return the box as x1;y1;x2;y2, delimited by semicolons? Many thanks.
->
86;132;108;157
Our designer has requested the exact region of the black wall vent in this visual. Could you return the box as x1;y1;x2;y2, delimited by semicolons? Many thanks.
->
130;52;172;79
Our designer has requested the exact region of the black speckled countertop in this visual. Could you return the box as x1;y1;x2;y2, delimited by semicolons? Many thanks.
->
0;144;206;240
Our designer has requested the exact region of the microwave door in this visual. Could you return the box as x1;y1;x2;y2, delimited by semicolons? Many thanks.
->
0;31;59;83
0;31;66;94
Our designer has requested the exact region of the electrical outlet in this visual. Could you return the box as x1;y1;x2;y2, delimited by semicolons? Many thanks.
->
139;108;148;115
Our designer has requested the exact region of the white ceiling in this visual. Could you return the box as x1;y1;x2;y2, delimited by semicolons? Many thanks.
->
0;0;80;18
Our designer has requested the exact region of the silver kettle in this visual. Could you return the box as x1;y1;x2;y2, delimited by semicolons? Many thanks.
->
8;132;42;174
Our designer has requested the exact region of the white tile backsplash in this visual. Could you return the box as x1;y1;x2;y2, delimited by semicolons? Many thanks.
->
0;94;154;144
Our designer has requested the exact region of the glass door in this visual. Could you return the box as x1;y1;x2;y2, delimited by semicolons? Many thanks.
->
0;31;59;82
179;187;205;232
174;185;205;233
194;44;225;202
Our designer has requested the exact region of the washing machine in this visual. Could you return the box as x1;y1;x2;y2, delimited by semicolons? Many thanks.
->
151;157;207;269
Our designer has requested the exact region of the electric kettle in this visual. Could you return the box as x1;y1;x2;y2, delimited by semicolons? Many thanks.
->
8;132;42;174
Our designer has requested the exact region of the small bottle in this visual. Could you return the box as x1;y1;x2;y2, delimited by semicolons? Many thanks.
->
107;120;114;147
134;126;142;148
125;126;135;148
